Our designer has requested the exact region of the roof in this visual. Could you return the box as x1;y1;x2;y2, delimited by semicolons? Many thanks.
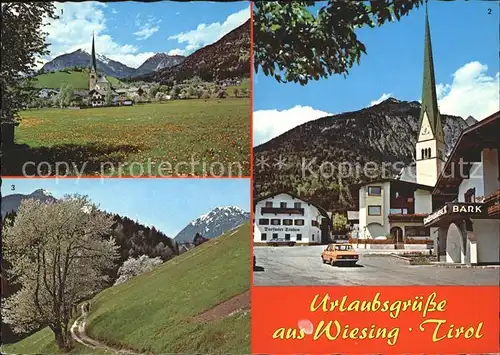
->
418;5;443;140
433;110;500;195
97;76;109;83
353;178;434;191
254;190;331;221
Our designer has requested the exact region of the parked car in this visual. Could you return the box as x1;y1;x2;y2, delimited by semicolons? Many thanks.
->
267;238;295;247
321;243;359;266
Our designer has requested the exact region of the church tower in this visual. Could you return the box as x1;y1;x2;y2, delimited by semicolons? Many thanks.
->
416;5;445;187
89;33;97;91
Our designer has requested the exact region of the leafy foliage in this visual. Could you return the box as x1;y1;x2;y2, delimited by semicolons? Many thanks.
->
114;255;163;286
253;0;424;85
2;196;119;351
1;3;57;125
332;213;349;232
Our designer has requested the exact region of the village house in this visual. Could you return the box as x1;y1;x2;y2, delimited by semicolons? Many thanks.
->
38;88;59;98
253;191;331;245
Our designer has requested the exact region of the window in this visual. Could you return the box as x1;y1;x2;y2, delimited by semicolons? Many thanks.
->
405;226;430;237
294;202;302;208
283;219;293;226
265;201;273;207
272;233;278;239
368;186;382;196
368;205;382;216
285;234;291;240
294;219;305;226
296;234;302;241
465;188;476;203
261;233;267;241
312;220;319;227
258;219;269;225
271;219;281;225
280;202;287;208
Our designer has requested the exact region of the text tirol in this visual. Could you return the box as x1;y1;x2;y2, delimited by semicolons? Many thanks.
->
252;287;499;353
270;293;484;345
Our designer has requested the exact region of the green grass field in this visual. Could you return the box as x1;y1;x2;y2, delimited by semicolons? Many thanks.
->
32;70;122;89
11;98;250;176
3;223;250;355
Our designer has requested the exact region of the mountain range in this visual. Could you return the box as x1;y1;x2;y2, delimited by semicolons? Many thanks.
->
253;97;476;212
1;189;56;218
174;206;250;243
138;20;250;83
41;49;184;79
40;20;249;82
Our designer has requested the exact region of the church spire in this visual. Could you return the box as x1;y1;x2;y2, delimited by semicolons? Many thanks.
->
418;2;442;140
91;32;97;72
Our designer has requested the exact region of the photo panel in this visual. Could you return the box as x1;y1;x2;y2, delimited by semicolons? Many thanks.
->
252;0;499;354
2;177;251;354
2;1;251;178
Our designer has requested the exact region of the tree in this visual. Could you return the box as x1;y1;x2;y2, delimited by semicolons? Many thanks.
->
114;255;163;286
253;0;424;85
187;86;196;98
332;213;349;233
217;88;227;99
1;3;58;147
105;91;113;106
58;84;73;108
155;91;165;102
2;195;119;351
148;83;161;99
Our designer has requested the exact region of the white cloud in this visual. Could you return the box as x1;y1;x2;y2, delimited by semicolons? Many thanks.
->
253;106;333;146
42;2;154;68
437;61;499;120
111;8;118;14
168;7;249;56
134;16;161;40
370;93;392;106
134;23;159;40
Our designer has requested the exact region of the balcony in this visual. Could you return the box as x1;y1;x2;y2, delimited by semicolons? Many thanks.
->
261;207;305;215
388;213;428;223
484;189;500;217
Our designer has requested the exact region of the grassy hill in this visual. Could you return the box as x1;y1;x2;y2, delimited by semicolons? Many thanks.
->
2;223;250;354
32;70;123;89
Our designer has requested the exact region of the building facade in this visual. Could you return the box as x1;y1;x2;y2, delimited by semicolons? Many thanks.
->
88;33;112;106
253;192;331;245
425;111;500;264
357;7;443;244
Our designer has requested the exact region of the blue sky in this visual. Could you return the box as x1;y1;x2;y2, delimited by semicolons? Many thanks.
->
42;1;250;68
253;1;499;146
1;178;250;238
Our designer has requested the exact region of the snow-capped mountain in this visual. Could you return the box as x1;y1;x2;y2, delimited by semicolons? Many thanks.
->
1;189;57;218
135;53;185;77
41;49;184;79
41;49;137;78
174;206;250;243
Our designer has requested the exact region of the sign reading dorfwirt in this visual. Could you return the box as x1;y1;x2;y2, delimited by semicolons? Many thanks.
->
424;203;487;227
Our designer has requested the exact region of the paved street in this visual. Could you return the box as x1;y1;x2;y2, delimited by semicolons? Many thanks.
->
253;246;500;286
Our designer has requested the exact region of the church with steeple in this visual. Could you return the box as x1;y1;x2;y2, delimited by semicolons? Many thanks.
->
415;6;445;187
356;5;447;244
88;33;111;106
355;3;500;265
